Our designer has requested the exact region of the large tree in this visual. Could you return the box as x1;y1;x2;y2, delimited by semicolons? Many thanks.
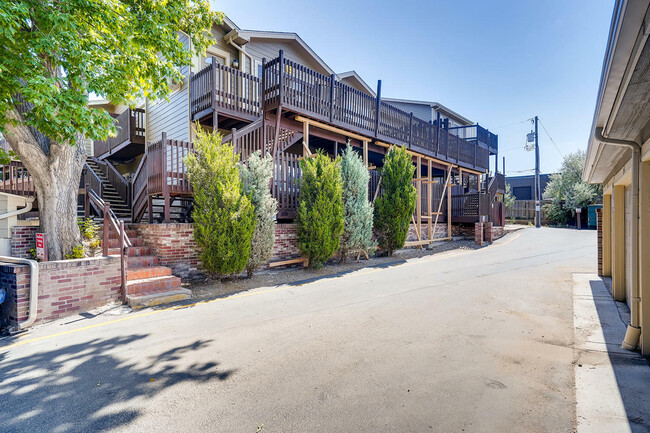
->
0;1;219;259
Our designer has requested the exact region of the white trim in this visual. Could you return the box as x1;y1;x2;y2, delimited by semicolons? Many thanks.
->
383;97;473;126
336;71;375;96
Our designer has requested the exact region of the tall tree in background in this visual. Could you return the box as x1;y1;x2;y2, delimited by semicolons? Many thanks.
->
374;146;416;255
339;143;374;262
0;1;219;259
544;150;601;224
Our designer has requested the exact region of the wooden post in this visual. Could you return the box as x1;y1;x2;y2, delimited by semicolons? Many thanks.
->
374;80;382;137
119;220;127;303
211;57;217;130
103;203;110;257
162;132;171;223
303;121;309;157
84;183;90;218
363;140;368;167
447;166;452;240
409;112;414;147
416;156;422;242
278;50;284;105
428;159;432;240
334;141;338;157
329;74;335;122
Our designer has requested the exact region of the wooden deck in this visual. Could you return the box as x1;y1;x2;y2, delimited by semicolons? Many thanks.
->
94;108;146;160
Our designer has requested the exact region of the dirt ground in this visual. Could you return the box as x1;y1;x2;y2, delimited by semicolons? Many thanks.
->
186;238;481;301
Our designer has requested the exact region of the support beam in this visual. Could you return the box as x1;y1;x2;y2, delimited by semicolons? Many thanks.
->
428;159;432;240
416;156;422;241
447;166;452;240
295;116;372;142
639;161;650;355
612;185;626;302
302;121;310;157
363;140;368;167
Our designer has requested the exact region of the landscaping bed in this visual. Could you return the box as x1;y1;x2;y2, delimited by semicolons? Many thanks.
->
186;239;479;301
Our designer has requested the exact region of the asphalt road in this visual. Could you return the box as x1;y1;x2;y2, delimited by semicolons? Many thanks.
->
0;227;596;433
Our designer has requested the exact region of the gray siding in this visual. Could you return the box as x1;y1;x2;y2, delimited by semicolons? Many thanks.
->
385;101;432;122
147;33;191;143
341;77;372;96
245;40;329;76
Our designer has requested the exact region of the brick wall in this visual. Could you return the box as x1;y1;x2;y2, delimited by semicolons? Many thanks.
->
272;224;300;260
129;223;199;278
597;208;603;276
10;226;37;258
0;256;121;328
475;222;484;245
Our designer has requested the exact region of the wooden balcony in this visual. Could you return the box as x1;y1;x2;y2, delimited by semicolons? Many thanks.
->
449;124;498;154
262;52;490;172
190;62;261;126
0;161;35;197
94;108;145;161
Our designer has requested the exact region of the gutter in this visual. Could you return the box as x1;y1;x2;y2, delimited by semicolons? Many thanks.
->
0;198;33;221
0;256;39;330
595;127;642;350
227;37;254;72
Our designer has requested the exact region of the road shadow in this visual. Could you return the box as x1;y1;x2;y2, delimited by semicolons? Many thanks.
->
589;279;650;432
0;335;235;433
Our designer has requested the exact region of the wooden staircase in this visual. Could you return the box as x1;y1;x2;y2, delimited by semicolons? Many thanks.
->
107;229;191;308
83;159;132;220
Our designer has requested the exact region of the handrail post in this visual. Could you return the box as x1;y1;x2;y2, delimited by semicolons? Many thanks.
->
103;203;110;256
329;73;335;122
84;183;90;218
261;57;266;113
119;220;127;304
374;80;382;137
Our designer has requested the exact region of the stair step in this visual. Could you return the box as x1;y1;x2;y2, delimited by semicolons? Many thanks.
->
127;275;182;296
126;288;191;308
109;245;151;257
128;255;159;267
103;229;138;239
108;237;144;248
128;265;172;281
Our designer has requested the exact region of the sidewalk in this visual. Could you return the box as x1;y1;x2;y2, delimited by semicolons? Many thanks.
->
573;274;650;433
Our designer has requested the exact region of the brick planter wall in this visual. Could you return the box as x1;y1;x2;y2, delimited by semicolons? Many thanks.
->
129;223;199;278
272;224;300;260
0;256;121;328
10;226;37;259
475;222;484;246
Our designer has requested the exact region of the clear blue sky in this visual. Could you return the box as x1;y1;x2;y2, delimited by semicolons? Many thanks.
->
214;0;614;175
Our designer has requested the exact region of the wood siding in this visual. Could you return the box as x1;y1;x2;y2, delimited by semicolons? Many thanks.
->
147;34;191;144
384;101;432;122
245;40;329;75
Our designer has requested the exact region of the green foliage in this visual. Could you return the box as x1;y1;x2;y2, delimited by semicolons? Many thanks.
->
186;127;255;276
297;151;344;267
543;150;602;224
504;183;516;210
0;0;220;144
241;151;277;277
78;218;99;241
339;143;374;262
65;245;85;260
374;146;416;255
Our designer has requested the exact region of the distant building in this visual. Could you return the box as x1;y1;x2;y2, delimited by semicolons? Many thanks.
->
506;174;554;201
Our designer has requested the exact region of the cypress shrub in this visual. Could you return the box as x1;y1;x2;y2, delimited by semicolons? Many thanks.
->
374;146;416;255
339;143;374;262
241;151;277;277
297;151;344;267
186;127;255;276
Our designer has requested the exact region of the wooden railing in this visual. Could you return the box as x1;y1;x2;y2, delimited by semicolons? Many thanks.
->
86;188;131;303
0;161;36;197
261;51;490;171
131;153;148;223
449;124;498;152
88;157;131;207
274;151;301;219
94;108;145;158
190;62;261;119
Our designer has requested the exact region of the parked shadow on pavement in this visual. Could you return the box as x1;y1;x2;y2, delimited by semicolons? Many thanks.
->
589;280;650;432
0;335;235;433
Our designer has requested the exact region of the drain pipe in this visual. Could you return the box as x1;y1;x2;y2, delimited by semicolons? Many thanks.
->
0;256;39;330
595;127;641;350
227;37;253;71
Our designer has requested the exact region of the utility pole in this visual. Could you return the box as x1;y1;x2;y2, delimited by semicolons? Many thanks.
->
534;116;541;228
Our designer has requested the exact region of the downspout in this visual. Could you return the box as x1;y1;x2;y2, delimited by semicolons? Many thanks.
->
0;256;39;330
228;37;253;72
0;198;33;220
595;127;642;350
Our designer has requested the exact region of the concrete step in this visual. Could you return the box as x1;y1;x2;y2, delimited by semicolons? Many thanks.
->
127;265;172;281
127;275;182;296
128;255;159;267
108;245;151;257
126;288;191;308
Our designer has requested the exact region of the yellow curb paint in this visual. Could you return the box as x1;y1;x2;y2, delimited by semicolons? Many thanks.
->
0;232;523;351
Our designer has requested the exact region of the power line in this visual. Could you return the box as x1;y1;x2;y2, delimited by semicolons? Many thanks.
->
491;118;533;131
538;118;564;158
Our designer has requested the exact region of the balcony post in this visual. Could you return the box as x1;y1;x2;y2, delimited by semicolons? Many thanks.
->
161;132;170;223
261;58;266;112
374;80;382;138
329;74;335;123
211;57;217;129
278;50;284;106
409;112;413;147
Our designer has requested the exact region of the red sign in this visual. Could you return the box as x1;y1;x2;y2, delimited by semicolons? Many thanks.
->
35;233;46;261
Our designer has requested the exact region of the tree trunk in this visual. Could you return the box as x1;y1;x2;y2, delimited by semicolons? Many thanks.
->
3;109;85;260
